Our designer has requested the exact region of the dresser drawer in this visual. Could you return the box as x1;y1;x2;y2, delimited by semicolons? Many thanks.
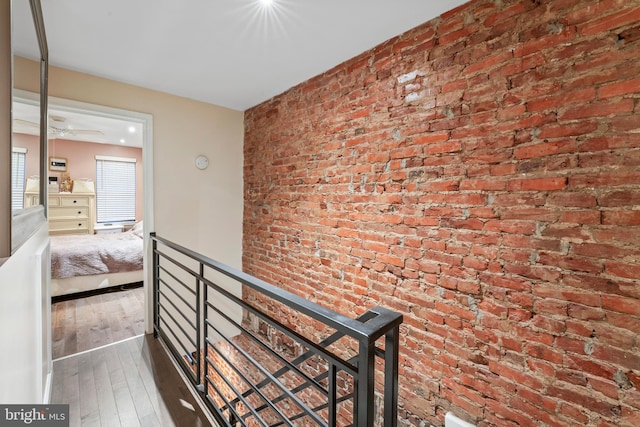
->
50;206;89;219
60;196;91;207
47;193;95;235
49;219;89;232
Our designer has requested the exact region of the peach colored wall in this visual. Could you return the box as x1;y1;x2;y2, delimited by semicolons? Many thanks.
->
12;133;39;178
48;138;143;221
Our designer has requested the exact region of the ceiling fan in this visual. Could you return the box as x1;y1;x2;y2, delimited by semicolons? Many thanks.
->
13;114;105;139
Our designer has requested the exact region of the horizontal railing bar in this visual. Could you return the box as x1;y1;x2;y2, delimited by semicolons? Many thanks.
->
269;392;354;427
279;310;377;374
151;234;393;341
158;301;197;350
159;317;195;368
158;289;197;331
156;327;197;385
158;277;197;314
359;306;404;342
205;323;328;427
207;300;328;397
216;300;379;413
248;354;357;420
245;362;353;425
205;356;267;427
205;345;295;427
152;233;403;427
158;252;196;295
203;285;357;375
241;309;378;402
204;391;240;427
202;383;238;427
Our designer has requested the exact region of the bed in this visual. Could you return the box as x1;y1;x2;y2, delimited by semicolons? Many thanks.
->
50;222;144;298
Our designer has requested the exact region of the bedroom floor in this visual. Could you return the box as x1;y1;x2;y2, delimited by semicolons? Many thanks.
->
52;286;146;359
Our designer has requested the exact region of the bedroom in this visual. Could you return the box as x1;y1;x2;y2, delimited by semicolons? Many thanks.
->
12;102;146;356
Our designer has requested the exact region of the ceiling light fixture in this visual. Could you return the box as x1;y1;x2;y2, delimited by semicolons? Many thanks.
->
120;139;125;144
259;0;274;6
128;125;136;133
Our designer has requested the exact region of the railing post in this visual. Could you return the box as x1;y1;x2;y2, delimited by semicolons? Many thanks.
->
357;340;375;427
196;262;203;392
151;232;159;338
149;234;404;427
384;325;400;427
328;362;337;426
202;263;209;399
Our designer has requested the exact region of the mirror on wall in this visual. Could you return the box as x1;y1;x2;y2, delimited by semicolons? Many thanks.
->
7;0;48;255
12;93;41;211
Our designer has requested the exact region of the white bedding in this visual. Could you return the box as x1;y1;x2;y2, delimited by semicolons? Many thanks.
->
51;225;143;280
50;222;144;297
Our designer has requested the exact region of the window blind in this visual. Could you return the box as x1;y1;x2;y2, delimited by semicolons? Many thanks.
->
11;148;27;211
95;156;136;223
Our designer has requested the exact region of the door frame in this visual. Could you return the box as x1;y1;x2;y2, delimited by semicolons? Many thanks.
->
46;95;155;333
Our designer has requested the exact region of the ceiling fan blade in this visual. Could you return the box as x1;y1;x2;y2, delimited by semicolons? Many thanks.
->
14;118;40;128
71;129;105;135
13;119;41;135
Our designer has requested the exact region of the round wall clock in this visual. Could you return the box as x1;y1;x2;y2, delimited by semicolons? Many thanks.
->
195;155;209;170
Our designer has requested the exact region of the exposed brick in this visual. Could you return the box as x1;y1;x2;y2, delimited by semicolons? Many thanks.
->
602;210;640;226
598;190;640;207
559;99;635;121
514;140;577;160
598;77;640;99
578;5;640;36
506;176;567;191
546;384;621;418
547;192;597;208
601;294;640;316
242;0;640;425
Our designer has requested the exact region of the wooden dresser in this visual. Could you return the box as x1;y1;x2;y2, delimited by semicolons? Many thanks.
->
47;192;95;235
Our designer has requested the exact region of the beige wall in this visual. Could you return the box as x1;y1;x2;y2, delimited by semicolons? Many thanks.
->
14;56;245;267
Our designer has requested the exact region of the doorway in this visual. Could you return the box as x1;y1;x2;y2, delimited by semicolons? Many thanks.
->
15;93;154;358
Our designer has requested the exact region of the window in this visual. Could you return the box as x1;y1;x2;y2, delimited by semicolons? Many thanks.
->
95;155;136;223
11;148;27;211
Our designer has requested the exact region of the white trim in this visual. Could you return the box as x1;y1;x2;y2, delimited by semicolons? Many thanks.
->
13;88;39;104
46;95;155;335
12;146;27;154
53;334;145;362
95;155;136;163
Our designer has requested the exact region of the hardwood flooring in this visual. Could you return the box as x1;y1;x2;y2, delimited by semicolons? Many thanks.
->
51;334;215;427
52;286;146;359
50;287;215;426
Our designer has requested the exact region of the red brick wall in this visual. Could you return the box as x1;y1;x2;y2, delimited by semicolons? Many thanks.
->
243;0;640;425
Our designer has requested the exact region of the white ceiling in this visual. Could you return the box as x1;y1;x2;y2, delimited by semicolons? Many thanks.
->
13;101;144;147
12;0;467;140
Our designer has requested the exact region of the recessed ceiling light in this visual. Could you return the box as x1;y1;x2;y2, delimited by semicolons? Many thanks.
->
260;0;273;6
120;139;125;144
128;125;136;133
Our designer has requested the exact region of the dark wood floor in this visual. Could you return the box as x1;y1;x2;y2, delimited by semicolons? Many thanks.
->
51;334;215;427
52;287;146;359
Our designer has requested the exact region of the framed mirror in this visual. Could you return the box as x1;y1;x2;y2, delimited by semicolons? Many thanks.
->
1;0;48;257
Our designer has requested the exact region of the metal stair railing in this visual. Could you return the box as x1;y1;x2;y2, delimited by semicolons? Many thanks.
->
150;233;403;427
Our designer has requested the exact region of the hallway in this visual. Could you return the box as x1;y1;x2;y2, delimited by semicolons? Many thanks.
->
51;334;214;427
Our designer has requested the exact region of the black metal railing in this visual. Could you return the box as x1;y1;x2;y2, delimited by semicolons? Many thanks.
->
150;233;403;427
